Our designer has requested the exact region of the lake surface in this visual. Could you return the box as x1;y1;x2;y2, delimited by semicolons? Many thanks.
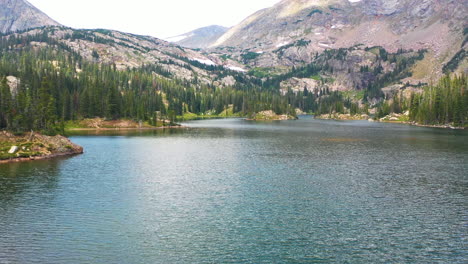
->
1;117;467;263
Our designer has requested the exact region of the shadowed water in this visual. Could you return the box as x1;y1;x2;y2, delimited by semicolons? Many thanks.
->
0;117;467;263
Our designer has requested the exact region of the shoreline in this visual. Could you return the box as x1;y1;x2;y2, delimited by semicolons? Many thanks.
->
313;115;465;130
379;121;465;130
66;125;187;131
0;149;83;164
0;131;84;165
245;118;297;121
247;110;297;121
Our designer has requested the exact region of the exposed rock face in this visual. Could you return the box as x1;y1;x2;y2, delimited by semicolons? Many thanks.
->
0;0;60;33
167;25;228;49
211;0;467;77
280;77;320;94
213;0;466;51
6;76;19;95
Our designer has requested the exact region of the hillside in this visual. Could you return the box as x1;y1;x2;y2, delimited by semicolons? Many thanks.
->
0;0;60;33
5;26;249;86
0;26;302;134
211;0;467;82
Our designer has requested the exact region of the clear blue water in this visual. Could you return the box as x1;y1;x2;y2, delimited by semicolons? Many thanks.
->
1;117;467;263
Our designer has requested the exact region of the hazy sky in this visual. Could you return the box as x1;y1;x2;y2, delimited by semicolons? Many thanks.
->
28;0;282;39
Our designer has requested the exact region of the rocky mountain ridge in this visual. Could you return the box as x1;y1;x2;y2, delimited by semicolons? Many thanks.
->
213;0;466;51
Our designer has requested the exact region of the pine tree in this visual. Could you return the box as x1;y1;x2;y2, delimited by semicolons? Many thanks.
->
0;77;12;128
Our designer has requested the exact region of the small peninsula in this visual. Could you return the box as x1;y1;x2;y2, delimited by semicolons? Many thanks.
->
65;118;183;131
0;131;83;164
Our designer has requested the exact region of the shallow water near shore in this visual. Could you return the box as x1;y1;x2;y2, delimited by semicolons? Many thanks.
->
1;116;467;263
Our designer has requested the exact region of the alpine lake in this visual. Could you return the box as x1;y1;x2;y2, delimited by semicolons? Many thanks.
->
1;116;467;263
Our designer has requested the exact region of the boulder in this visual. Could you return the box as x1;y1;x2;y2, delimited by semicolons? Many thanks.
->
8;146;18;154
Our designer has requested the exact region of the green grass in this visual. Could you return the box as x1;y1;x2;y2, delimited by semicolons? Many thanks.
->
252;113;277;121
379;114;410;122
177;107;243;121
397;115;410;122
241;52;261;61
220;54;232;61
340;90;366;101
219;106;243;117
0;153;16;159
64;120;86;129
249;68;269;78
0;140;47;160
249;67;280;78
178;112;202;121
366;47;381;56
310;74;335;83
310;74;321;80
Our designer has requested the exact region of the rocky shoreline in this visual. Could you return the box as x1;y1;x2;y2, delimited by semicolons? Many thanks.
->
0;131;83;164
315;113;370;121
382;121;465;130
314;113;465;130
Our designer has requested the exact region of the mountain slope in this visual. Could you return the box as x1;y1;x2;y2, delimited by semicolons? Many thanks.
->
0;0;60;33
211;0;467;79
2;26;250;87
213;0;466;51
167;25;228;49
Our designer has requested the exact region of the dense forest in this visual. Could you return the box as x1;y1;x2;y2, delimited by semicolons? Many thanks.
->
409;75;467;126
373;74;467;126
0;32;298;133
0;30;466;134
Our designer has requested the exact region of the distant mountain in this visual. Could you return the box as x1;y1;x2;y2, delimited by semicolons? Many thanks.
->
212;0;467;78
167;25;228;49
0;0;60;33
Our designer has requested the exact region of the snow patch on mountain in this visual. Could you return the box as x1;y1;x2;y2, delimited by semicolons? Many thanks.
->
227;66;246;72
194;58;216;66
166;33;194;42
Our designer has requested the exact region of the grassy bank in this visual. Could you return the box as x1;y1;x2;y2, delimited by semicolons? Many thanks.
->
64;118;181;131
177;107;243;121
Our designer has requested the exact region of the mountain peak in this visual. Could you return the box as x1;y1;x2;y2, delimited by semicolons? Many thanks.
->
277;0;349;18
0;0;60;33
167;25;228;49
